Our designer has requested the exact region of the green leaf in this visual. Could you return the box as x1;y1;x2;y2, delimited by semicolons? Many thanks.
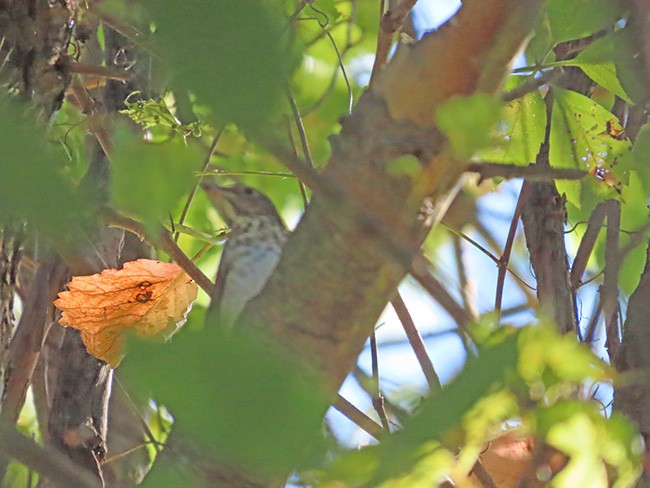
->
558;29;645;103
4;461;38;488
436;93;503;160
525;15;555;66
0;95;92;239
619;123;650;193
479;77;546;165
546;0;625;43
578;61;627;101
121;96;202;140
550;88;630;208
121;324;329;485
111;126;201;229
617;172;650;294
550;88;630;170
517;325;611;400
141;0;296;133
307;0;342;23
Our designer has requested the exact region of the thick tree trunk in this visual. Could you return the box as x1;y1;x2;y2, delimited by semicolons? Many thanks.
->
230;1;545;485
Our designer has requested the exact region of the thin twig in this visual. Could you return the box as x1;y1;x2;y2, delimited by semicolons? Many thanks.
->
103;209;215;294
351;366;409;423
442;222;537;292
172;222;225;245
286;87;314;167
333;394;384;440
473;220;538;305
288;0;313;22
114;377;161;454
411;254;474;354
570;201;608;290
0;425;102;488
175;129;224;242
471;459;498;488
364;327;458;350
85;5;155;57
69;77;112;156
616;220;650;261
198;169;296;179
391;292;442;391
369;0;418;86
495;183;528;319
369;0;388;87
0;37;13;74
583;291;603;344
453;235;476;318
285;115;309;209
603;200;621;361
303;4;353;113
285;91;311;207
369;331;390;430
501;69;560;102
1;263;66;427
411;254;472;328
466;162;587;182
64;60;134;81
303;0;357;116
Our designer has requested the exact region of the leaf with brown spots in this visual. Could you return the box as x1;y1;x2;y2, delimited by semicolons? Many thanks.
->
54;259;198;367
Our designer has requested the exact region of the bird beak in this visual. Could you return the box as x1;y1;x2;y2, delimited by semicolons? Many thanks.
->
201;180;237;225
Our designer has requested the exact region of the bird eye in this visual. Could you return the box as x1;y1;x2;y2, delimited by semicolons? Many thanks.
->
244;187;254;195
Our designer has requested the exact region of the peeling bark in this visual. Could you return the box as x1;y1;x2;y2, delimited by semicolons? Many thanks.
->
521;176;578;334
0;0;75;115
0;228;20;407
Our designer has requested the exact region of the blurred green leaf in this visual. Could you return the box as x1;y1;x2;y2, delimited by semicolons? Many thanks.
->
307;0;342;23
617;171;650;293
0;95;92;238
573;32;630;101
525;15;555;65
138;451;205;488
51;101;90;182
537;402;642;488
546;0;625;43
618;123;650;194
479;78;546;165
121;323;329;484
518;326;612;403
436;94;503;160
140;0;296;133
375;447;456;488
4;462;38;488
111;126;201;229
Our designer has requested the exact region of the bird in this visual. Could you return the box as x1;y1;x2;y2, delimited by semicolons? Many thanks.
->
201;180;289;328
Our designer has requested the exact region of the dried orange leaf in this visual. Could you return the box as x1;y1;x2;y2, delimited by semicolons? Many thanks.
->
55;259;199;367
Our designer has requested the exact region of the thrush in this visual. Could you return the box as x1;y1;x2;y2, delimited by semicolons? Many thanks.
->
201;180;289;328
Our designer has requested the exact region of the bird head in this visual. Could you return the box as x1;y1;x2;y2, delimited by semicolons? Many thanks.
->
201;180;283;227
